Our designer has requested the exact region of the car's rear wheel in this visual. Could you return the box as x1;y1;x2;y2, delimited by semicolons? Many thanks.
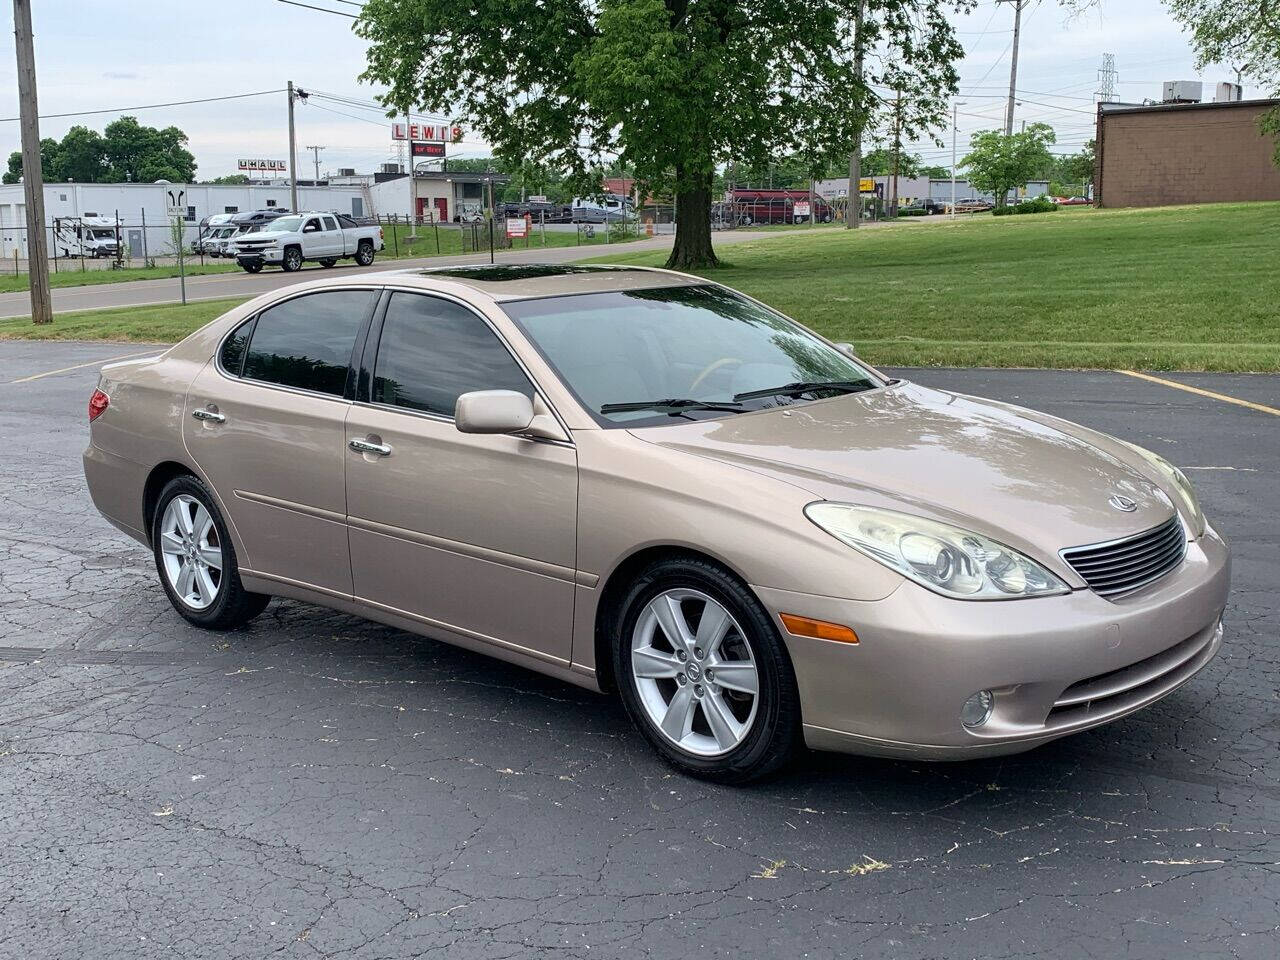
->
319;257;337;268
152;476;270;630
355;241;374;266
612;557;800;783
281;246;303;272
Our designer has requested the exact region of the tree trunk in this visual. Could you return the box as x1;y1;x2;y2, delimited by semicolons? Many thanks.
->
666;169;718;270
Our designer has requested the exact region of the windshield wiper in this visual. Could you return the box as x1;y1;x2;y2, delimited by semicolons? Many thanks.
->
732;380;875;402
600;398;746;416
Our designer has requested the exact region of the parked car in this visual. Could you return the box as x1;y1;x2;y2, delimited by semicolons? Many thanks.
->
231;212;384;273
82;265;1228;783
948;198;995;213
1056;196;1091;206
727;188;835;225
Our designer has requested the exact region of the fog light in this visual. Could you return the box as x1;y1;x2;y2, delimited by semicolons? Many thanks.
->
961;690;994;728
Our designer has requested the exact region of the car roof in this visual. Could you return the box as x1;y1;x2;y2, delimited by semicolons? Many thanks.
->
381;264;704;302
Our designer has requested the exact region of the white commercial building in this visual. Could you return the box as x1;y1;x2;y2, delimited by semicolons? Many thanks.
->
0;180;373;259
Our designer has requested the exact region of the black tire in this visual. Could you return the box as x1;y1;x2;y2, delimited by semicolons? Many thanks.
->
242;262;262;274
281;246;303;272
611;556;801;783
354;241;375;266
151;475;271;631
319;257;338;268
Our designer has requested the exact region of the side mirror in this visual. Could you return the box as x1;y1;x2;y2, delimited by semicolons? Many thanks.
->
834;342;857;358
455;390;535;435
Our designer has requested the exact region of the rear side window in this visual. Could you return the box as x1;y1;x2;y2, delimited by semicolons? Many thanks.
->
242;290;374;396
219;318;253;375
322;216;338;231
372;293;532;417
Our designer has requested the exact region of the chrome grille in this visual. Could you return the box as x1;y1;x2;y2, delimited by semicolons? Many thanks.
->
1061;515;1186;598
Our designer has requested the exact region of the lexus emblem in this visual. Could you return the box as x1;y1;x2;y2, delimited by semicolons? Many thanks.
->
1108;494;1138;513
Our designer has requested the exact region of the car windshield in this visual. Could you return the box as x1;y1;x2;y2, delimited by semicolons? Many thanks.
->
269;216;303;232
503;284;882;425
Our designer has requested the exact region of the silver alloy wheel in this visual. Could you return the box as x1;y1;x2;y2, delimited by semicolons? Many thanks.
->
630;588;759;757
159;494;223;611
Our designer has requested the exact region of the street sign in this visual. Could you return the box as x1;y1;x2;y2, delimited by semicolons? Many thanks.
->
858;178;875;193
794;201;811;217
506;217;528;239
165;187;186;219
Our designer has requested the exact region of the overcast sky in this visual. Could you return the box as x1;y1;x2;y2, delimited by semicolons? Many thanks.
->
0;0;1263;180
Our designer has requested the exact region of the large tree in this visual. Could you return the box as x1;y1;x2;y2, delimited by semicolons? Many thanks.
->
356;0;966;268
3;117;196;185
961;123;1056;207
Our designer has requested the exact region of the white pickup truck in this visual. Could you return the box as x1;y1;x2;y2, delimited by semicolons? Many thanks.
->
232;212;384;273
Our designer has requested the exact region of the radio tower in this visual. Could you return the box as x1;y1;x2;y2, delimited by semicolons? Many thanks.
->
1096;53;1118;103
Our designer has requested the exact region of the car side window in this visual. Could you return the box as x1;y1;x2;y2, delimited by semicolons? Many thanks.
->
303;217;321;233
219;317;254;376
372;293;533;417
322;216;338;231
241;290;374;396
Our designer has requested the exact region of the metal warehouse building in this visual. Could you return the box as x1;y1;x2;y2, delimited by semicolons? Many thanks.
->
1095;98;1280;207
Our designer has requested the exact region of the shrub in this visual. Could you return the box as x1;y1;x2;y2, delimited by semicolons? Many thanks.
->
994;196;1059;216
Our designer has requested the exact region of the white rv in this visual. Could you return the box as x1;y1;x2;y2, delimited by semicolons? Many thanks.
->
52;214;121;259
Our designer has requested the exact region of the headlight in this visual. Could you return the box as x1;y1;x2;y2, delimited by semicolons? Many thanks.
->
1117;441;1205;536
805;503;1070;600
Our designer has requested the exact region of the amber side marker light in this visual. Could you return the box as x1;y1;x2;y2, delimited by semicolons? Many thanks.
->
779;613;859;644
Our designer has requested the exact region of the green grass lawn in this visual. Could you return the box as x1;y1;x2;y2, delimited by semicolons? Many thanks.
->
4;203;1277;371
592;202;1280;371
381;220;643;259
0;260;240;294
0;298;243;342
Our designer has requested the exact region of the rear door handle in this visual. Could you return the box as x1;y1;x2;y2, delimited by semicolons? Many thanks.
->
349;437;392;456
192;408;225;423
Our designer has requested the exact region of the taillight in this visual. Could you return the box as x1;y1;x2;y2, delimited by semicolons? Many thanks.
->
378;227;384;241
88;388;110;422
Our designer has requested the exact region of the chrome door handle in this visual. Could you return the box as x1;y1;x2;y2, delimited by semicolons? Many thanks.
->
349;437;392;456
192;408;225;423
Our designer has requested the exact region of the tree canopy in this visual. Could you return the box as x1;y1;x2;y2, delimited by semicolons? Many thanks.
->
961;123;1056;206
3;117;197;185
356;0;967;267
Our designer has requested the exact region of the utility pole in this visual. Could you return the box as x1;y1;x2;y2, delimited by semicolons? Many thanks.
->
305;145;325;184
890;90;903;218
287;81;300;212
1000;0;1024;135
845;0;866;230
13;0;51;325
950;100;966;220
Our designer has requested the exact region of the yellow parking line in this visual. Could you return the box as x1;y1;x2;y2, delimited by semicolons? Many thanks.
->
1116;369;1280;417
10;349;158;384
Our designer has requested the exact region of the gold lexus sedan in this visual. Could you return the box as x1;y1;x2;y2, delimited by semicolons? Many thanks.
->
83;265;1230;781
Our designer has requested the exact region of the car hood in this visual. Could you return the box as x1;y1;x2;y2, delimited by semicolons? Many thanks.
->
628;381;1178;560
235;230;287;242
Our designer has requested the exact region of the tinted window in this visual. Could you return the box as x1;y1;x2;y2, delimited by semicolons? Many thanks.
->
219;318;253;376
322;216;338;231
304;217;321;233
242;290;373;396
373;293;532;417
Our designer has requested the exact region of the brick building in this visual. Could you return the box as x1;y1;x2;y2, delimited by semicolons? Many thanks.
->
1095;98;1280;207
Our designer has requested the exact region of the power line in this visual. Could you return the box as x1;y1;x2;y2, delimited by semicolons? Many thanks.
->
0;88;285;123
275;0;357;18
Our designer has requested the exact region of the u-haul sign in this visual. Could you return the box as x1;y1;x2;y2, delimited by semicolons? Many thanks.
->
392;123;463;143
238;159;287;171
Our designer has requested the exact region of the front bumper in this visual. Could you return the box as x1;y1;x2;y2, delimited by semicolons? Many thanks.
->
754;525;1230;760
235;247;282;266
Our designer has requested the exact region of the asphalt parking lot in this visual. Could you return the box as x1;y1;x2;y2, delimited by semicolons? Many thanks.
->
1;341;1277;960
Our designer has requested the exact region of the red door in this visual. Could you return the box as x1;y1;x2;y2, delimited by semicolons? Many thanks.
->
434;197;449;223
415;197;430;223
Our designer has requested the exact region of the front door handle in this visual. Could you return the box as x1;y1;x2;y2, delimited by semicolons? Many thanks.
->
192;407;225;423
349;437;392;456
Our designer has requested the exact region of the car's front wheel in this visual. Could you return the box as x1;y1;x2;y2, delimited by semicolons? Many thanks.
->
152;476;270;630
612;557;801;783
281;246;303;272
241;262;262;274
